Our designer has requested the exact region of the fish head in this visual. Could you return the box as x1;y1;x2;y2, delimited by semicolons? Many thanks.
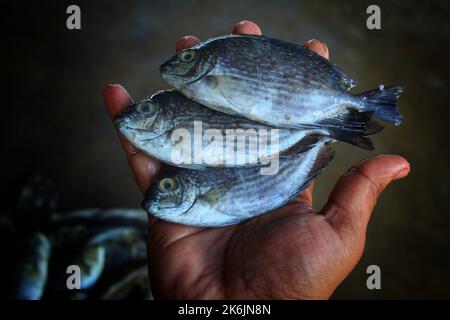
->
114;96;166;142
143;172;198;218
159;46;215;88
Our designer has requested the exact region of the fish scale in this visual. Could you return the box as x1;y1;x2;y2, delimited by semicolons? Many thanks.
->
160;34;403;131
143;140;335;226
115;90;328;169
215;38;341;91
136;33;405;227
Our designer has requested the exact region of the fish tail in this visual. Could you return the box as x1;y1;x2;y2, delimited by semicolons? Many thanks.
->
358;85;404;125
317;109;384;150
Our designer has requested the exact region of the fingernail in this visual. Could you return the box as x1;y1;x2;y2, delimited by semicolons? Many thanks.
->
306;39;328;53
102;84;116;98
394;168;410;180
236;20;251;26
176;36;200;52
113;83;126;92
322;42;328;54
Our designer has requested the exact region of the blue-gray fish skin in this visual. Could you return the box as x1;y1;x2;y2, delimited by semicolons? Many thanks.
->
143;139;334;227
114;90;334;169
14;233;51;300
160;34;404;135
77;245;106;289
87;228;147;276
115;91;375;170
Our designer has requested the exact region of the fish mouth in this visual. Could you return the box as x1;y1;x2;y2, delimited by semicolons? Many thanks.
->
159;61;171;74
114;120;149;135
113;115;131;131
115;119;166;144
147;195;197;217
159;62;180;80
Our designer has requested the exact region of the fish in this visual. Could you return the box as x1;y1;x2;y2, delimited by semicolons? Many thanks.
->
49;224;146;282
42;211;149;298
46;243;106;293
15;174;59;232
76;245;106;290
115;91;377;171
143;139;334;227
99;265;152;300
87;227;147;276
13;233;51;300
159;34;403;138
87;227;142;246
48;208;148;233
49;224;144;248
115;90;324;168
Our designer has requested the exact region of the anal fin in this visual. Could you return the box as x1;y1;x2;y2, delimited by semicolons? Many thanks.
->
279;135;322;157
317;108;384;150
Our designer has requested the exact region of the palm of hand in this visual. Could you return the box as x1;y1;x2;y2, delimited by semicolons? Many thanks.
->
148;200;353;299
103;21;409;299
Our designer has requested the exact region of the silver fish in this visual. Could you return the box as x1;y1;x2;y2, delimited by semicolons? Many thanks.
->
143;139;334;227
49;223;146;280
76;245;106;290
49;208;148;232
160;34;402;138
87;227;147;276
87;227;141;246
15;174;58;232
14;233;51;300
115;91;375;171
48;243;106;292
100;265;152;300
115;90;340;169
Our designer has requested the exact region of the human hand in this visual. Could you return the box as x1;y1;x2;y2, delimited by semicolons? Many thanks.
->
103;21;410;299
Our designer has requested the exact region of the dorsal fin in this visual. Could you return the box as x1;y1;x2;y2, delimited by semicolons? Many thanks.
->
333;67;357;90
302;46;357;90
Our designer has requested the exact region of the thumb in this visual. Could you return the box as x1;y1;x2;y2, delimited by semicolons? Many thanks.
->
320;155;410;241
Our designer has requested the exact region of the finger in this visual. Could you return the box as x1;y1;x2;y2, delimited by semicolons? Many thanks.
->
320;155;410;240
103;84;133;119
103;84;162;192
176;36;201;52
232;20;262;35
304;39;329;59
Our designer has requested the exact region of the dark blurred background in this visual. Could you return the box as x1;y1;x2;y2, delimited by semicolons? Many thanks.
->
3;0;450;299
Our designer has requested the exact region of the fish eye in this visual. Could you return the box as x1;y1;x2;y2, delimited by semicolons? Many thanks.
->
178;50;196;63
137;101;156;115
159;178;178;192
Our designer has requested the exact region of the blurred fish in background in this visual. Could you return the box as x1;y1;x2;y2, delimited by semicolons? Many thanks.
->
2;175;153;300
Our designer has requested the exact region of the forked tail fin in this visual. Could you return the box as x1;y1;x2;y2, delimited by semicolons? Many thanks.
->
358;85;404;125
